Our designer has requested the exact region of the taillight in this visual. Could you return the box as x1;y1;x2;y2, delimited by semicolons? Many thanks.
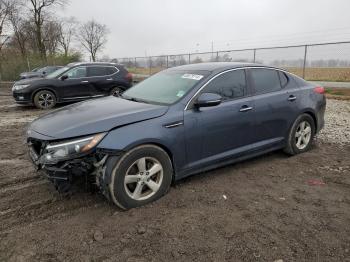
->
313;86;325;94
125;72;133;82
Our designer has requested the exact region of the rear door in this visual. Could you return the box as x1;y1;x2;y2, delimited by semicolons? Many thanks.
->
184;69;256;171
248;68;300;145
87;66;119;96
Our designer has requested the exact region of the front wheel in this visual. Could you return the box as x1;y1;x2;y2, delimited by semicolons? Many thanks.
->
107;145;173;210
33;90;57;109
110;87;124;97
284;114;315;155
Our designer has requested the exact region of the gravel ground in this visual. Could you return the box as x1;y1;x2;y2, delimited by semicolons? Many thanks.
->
317;99;350;144
0;94;349;262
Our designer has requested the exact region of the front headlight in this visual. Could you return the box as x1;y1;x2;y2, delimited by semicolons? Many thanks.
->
13;84;30;91
42;133;106;162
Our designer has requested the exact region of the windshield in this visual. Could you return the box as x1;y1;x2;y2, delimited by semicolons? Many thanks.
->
37;67;48;73
122;70;210;105
46;66;70;79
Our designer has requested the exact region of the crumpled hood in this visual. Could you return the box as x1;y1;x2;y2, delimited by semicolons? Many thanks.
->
29;96;168;139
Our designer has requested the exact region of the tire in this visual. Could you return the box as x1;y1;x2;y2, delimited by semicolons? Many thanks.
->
107;145;173;210
284;114;315;156
33;90;57;109
110;86;124;97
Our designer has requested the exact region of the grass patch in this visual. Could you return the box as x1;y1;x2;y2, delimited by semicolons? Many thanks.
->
325;88;350;100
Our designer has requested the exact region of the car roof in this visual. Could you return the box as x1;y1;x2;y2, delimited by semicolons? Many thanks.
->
67;62;122;67
168;62;267;73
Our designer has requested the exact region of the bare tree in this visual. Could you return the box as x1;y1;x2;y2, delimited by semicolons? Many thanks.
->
78;20;108;62
28;0;66;60
58;16;76;57
0;0;16;52
43;19;61;55
9;3;29;58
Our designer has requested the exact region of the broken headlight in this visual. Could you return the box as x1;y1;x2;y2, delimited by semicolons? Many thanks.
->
42;133;106;162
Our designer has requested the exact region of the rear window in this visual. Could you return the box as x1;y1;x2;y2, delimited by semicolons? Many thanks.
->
250;69;281;95
278;71;288;88
106;66;118;75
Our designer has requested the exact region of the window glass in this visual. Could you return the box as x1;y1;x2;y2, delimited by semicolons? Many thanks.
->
88;66;108;77
251;69;281;94
37;67;48;73
106;67;118;75
202;70;246;100
46;66;69;79
66;67;87;78
278;71;288;87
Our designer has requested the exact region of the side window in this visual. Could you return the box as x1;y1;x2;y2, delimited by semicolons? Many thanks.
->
278;71;288;88
106;66;118;75
250;69;281;95
202;70;246;101
66;67;87;78
88;66;108;77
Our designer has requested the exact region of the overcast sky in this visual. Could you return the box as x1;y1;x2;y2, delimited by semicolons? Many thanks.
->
58;0;350;59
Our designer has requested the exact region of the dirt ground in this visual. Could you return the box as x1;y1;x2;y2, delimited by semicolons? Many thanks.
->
0;92;349;262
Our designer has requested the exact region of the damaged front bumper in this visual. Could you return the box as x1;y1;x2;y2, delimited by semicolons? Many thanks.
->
27;136;122;195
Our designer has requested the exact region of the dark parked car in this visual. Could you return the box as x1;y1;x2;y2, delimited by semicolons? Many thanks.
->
19;66;63;80
13;62;133;109
26;62;326;209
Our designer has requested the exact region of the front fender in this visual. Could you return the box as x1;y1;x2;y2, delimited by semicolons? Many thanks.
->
97;113;186;176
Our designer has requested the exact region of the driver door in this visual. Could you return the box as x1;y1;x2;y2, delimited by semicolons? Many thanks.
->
183;69;255;172
60;66;92;99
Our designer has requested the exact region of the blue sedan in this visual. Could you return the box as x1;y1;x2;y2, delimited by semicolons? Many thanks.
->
27;62;326;209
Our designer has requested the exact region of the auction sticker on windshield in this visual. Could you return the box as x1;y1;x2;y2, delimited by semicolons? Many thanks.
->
181;74;204;80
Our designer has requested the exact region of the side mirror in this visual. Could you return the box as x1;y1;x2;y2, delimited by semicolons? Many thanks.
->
61;75;68;81
195;93;222;108
42;71;46;75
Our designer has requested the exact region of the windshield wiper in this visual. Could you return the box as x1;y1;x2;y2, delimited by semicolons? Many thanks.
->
120;95;148;103
121;95;138;102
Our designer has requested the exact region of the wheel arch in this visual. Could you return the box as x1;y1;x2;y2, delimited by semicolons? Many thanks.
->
110;85;127;92
286;110;318;141
301;110;317;133
103;141;176;186
31;87;58;103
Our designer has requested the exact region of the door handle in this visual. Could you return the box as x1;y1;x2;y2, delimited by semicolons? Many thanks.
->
239;105;253;112
81;80;89;83
106;78;113;81
288;95;296;101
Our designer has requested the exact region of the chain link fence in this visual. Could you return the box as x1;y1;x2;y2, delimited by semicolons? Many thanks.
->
117;41;350;82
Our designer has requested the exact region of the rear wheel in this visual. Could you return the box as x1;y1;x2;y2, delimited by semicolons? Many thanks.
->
110;86;124;97
284;114;315;155
107;145;173;210
33;90;56;109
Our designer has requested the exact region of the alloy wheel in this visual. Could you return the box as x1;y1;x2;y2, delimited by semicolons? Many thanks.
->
38;93;54;108
124;157;163;201
295;121;312;150
111;88;123;97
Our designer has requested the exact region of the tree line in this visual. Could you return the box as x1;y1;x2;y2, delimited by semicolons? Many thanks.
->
0;0;109;81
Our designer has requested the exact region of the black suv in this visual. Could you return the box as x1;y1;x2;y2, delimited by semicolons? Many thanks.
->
12;62;133;109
